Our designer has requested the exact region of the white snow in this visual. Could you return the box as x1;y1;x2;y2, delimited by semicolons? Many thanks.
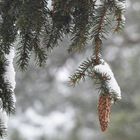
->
56;67;70;82
48;0;53;10
0;109;8;128
5;48;16;103
9;108;75;140
5;48;16;89
115;0;126;12
0;48;16;136
121;14;126;22
94;59;121;100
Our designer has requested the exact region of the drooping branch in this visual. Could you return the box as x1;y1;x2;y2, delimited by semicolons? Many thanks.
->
69;57;96;86
91;2;108;64
0;0;17;54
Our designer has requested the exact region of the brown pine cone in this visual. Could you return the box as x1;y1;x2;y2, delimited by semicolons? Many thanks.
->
98;94;112;132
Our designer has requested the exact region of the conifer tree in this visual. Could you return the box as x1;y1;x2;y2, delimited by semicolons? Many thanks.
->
0;0;126;137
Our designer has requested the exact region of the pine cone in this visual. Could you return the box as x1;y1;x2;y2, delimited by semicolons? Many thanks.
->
98;94;112;132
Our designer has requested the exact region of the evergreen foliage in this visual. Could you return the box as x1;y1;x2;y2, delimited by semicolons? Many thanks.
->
0;54;15;136
0;0;126;137
0;0;126;69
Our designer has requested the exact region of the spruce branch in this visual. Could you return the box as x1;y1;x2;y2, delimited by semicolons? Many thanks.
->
68;28;89;53
108;0;126;32
93;59;121;101
114;13;125;32
0;82;15;114
0;0;17;54
32;35;47;67
45;25;64;51
68;0;92;52
94;70;111;94
91;2;108;65
16;0;48;70
16;32;33;71
114;0;126;32
69;57;96;86
0;55;15;114
45;0;72;51
91;3;108;39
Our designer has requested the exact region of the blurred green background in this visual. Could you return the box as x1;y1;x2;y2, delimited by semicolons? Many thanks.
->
8;0;140;140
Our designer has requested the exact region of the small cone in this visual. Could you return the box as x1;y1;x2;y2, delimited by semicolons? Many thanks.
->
98;94;112;132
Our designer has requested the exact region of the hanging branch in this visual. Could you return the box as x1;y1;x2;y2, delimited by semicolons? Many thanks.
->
0;53;15;137
69;0;125;132
91;1;108;64
16;0;48;70
69;57;96;86
0;55;15;114
45;0;72;51
0;0;17;54
68;0;91;52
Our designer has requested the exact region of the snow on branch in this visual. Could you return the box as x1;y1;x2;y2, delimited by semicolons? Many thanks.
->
0;47;16;137
94;59;121;101
5;47;16;104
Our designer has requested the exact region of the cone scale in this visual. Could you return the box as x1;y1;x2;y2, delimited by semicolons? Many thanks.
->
98;94;112;132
